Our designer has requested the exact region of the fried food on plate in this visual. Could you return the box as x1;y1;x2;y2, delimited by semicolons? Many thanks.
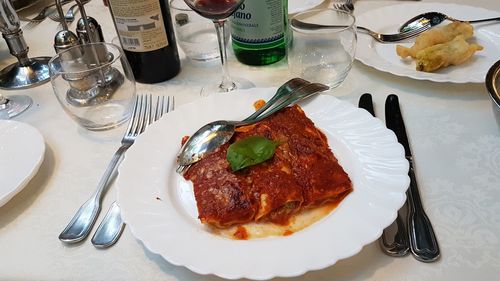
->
396;21;474;59
415;35;483;72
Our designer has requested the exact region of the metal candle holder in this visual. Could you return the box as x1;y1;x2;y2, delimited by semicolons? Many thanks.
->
0;0;51;89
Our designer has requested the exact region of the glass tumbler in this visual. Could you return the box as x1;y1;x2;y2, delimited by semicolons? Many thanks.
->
169;0;224;61
49;42;136;131
289;9;357;88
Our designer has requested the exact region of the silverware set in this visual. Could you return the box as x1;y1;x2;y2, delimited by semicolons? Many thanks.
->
359;93;440;262
291;18;430;43
18;0;88;28
59;94;174;247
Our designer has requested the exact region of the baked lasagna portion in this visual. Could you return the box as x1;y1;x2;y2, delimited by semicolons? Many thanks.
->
183;105;352;228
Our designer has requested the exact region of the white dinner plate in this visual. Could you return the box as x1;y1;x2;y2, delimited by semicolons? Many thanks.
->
289;0;325;14
0;120;45;207
117;88;410;280
355;3;500;83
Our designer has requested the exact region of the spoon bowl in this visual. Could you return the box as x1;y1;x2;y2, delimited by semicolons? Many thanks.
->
399;12;500;33
178;120;238;165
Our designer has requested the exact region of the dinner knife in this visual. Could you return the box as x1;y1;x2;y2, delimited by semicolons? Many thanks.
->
358;93;410;257
385;94;440;263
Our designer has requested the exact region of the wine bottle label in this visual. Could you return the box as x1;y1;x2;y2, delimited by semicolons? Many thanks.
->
230;0;285;47
109;0;169;52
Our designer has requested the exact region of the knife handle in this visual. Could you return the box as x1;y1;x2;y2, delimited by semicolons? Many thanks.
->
358;93;375;116
407;167;440;262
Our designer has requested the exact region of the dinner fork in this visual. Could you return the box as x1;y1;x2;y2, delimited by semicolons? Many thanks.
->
290;18;430;43
333;0;355;13
48;3;79;24
91;95;174;248
59;94;161;244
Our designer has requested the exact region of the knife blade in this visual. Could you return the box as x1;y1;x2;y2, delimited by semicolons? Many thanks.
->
359;93;410;257
385;94;440;262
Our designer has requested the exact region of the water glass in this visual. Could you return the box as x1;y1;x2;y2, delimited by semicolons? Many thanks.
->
49;42;136;131
169;0;223;61
289;9;357;88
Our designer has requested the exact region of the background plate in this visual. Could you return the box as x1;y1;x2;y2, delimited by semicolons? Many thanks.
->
289;0;325;14
0;120;45;207
117;88;410;280
355;3;500;83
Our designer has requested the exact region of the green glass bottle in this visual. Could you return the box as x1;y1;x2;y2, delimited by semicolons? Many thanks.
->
230;0;288;66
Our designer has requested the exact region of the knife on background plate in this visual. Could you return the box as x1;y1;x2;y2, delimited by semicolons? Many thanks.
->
358;94;410;257
385;94;440;262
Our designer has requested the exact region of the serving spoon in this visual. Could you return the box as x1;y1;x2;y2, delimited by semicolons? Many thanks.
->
399;12;500;33
176;81;329;168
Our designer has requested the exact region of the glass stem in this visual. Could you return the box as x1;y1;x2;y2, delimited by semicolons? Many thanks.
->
213;19;236;92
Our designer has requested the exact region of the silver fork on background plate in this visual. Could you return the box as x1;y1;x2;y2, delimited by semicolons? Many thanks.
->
59;94;171;244
333;0;355;13
290;18;430;43
91;95;174;248
19;0;73;28
48;3;79;24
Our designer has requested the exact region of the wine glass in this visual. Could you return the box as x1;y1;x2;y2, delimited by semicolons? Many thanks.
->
182;0;248;95
289;9;357;89
0;94;32;119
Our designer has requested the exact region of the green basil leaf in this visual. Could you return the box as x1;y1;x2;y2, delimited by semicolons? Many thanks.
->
227;136;280;172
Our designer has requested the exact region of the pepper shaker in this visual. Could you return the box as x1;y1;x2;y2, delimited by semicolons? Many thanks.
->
0;0;51;89
53;0;79;54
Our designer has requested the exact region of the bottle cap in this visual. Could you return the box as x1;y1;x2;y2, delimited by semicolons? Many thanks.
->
175;13;189;26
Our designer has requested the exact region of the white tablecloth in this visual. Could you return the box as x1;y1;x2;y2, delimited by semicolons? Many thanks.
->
0;0;499;280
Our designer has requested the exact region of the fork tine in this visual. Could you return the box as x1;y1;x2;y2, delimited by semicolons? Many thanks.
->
125;95;140;135
162;96;167;114
176;164;190;174
48;13;60;21
160;96;166;116
154;96;163;121
147;94;153;125
153;95;173;121
138;94;147;134
168;96;175;113
145;94;152;125
24;21;37;30
394;24;429;41
130;95;144;136
138;94;152;134
135;94;145;135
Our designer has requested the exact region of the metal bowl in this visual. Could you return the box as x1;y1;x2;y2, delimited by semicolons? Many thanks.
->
486;60;500;127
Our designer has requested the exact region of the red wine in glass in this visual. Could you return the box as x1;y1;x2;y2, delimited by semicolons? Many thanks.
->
183;0;249;95
191;0;242;20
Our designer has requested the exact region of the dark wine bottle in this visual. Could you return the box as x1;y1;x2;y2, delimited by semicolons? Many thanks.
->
108;0;180;84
